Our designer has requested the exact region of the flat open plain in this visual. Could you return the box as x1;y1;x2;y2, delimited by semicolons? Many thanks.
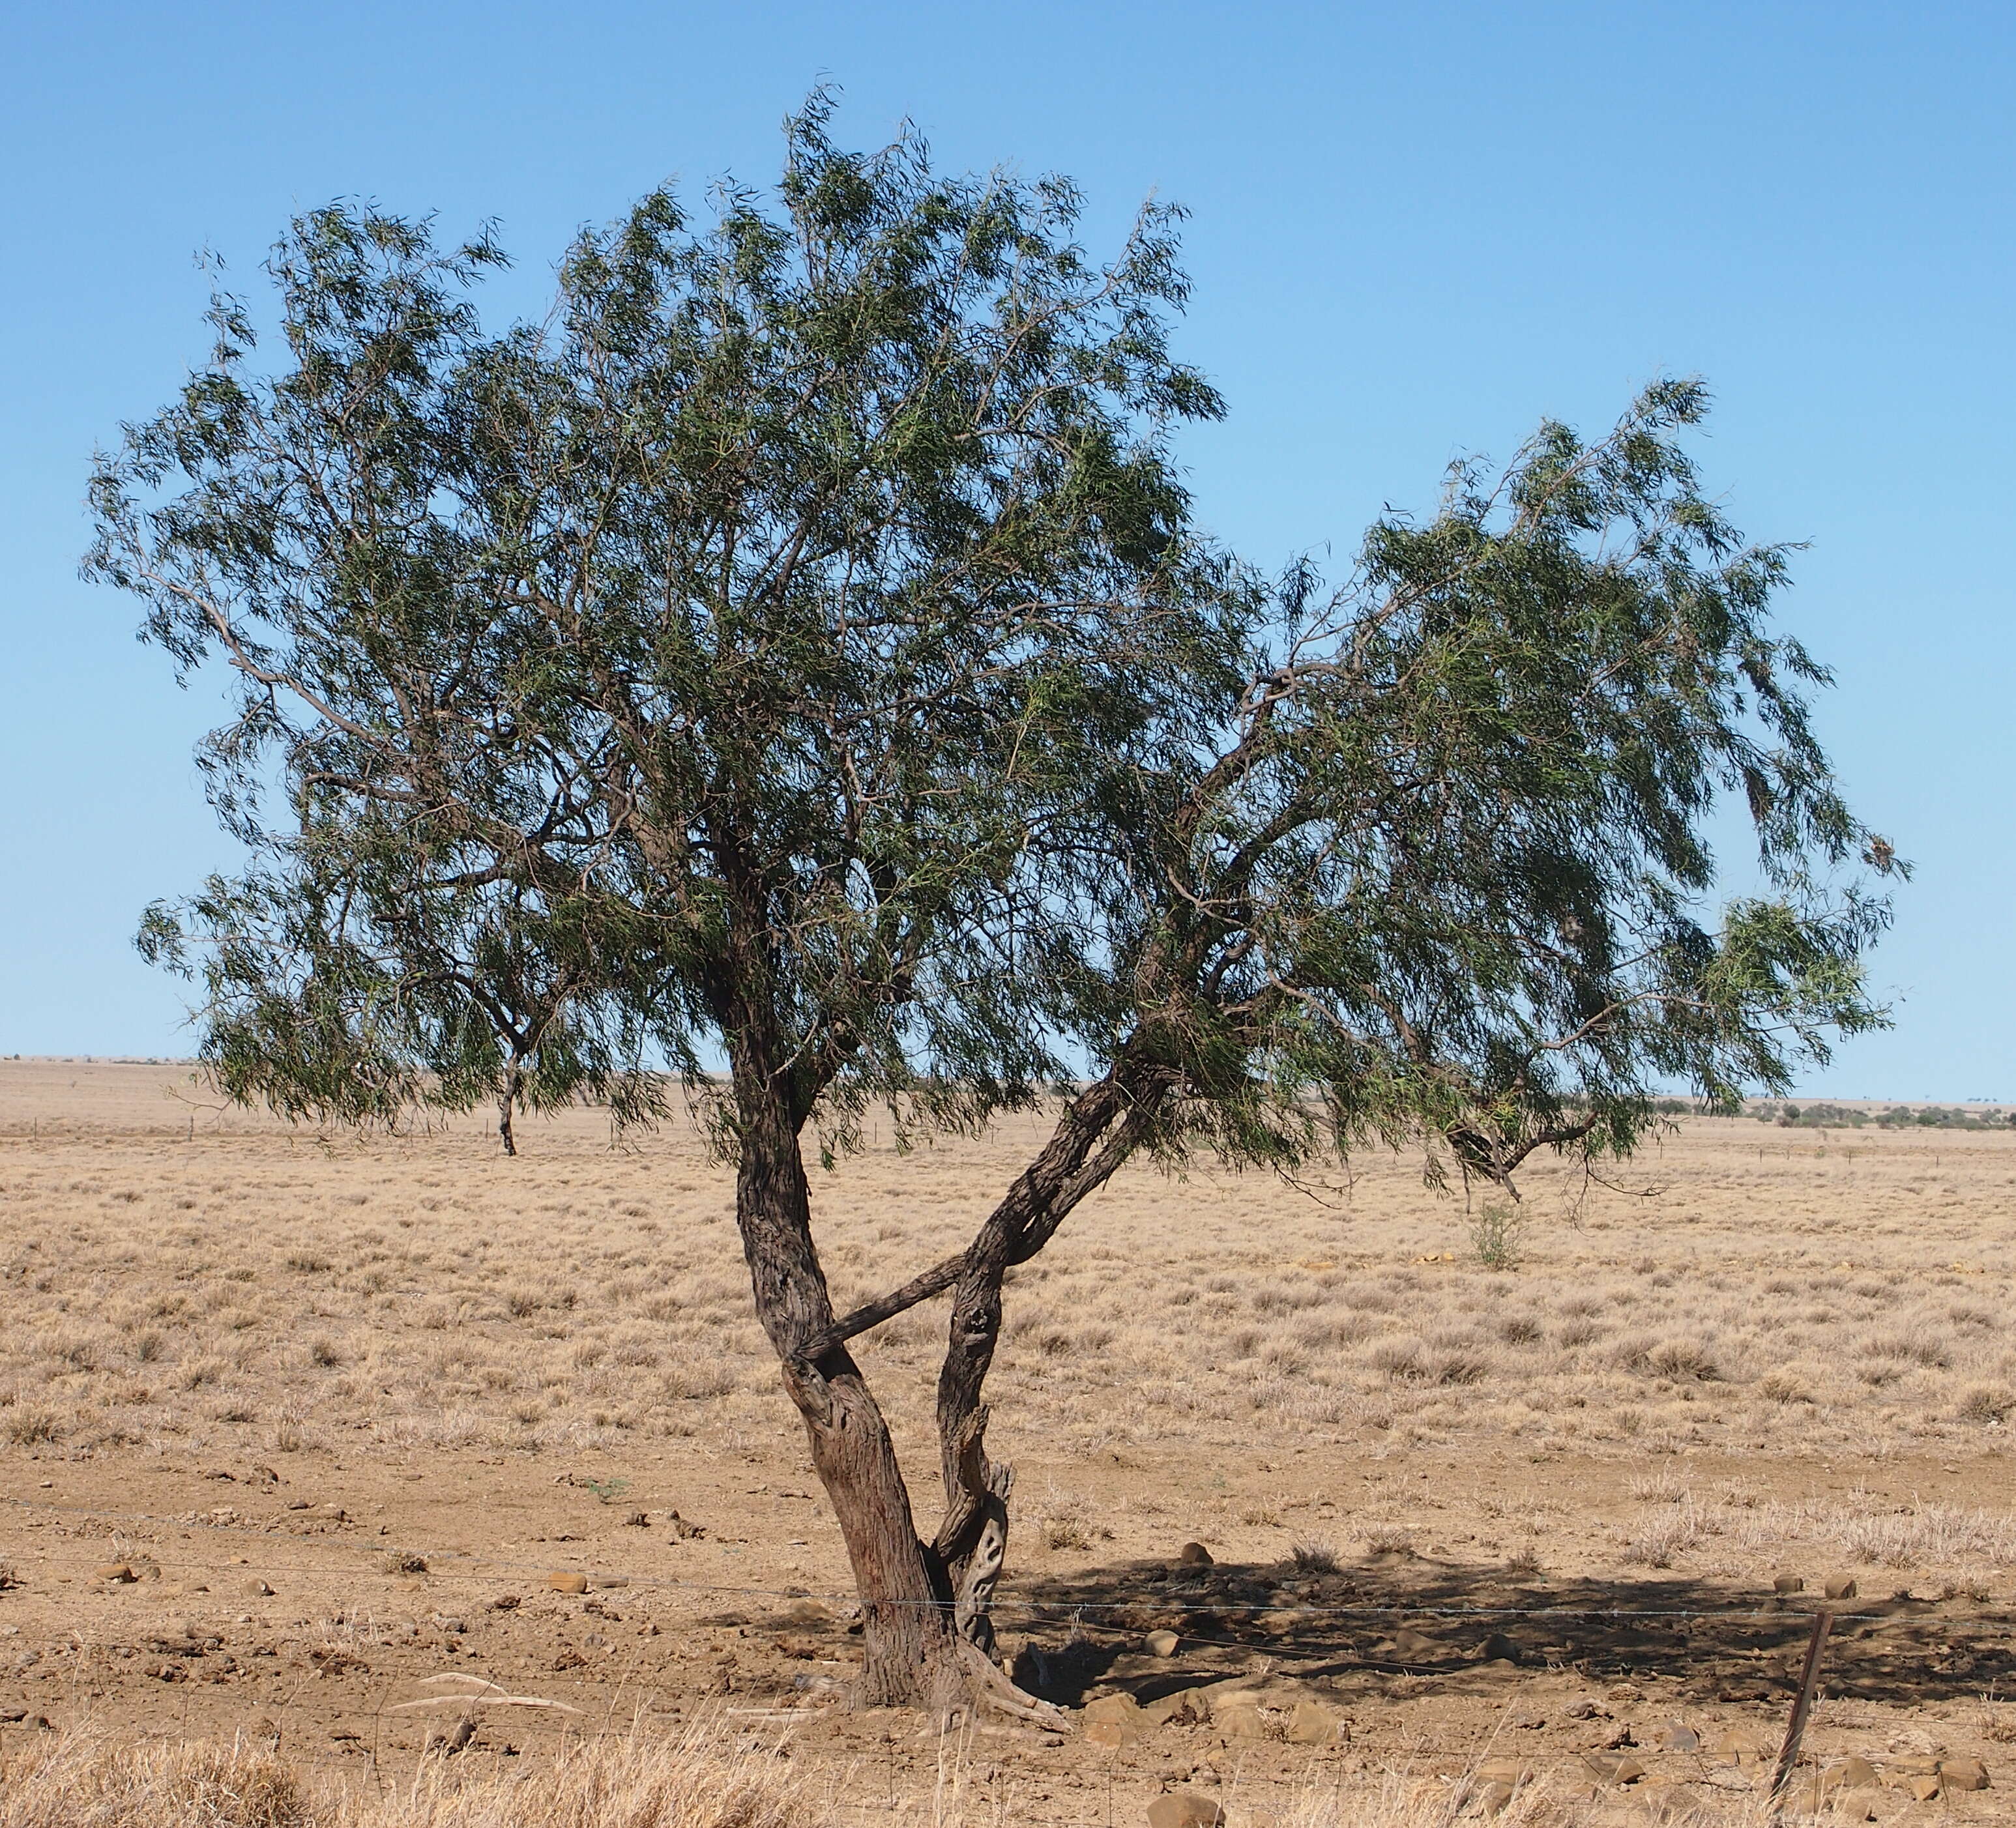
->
3;1058;2014;1823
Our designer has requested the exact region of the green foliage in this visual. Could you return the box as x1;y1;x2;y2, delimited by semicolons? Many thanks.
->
93;97;1900;1201
1467;1202;1525;1271
95;96;1242;1147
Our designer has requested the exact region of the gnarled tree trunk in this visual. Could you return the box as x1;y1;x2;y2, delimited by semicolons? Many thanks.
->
729;1077;961;1704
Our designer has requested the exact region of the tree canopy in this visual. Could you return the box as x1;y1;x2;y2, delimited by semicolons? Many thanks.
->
91;99;1899;1711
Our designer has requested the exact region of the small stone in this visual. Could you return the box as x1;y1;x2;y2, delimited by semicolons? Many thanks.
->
1214;1702;1268;1741
1145;1629;1180;1657
1085;1718;1137;1750
1564;1697;1608;1721
1581;1751;1646;1786
1823;1575;1858;1599
1467;1781;1515;1818
1828;1756;1880;1792
546;1572;589;1595
241;1578;274;1598
590;1574;629;1589
1652;1722;1700;1752
93;1563;137;1583
1143;1687;1209;1727
1939;1757;1989;1791
1085;1693;1145;1724
1772;1573;1804;1594
1886;1755;1940;1777
1711;1729;1766;1767
1906;1774;1943;1801
1287;1699;1343;1745
1147;1792;1224;1828
1177;1542;1213;1567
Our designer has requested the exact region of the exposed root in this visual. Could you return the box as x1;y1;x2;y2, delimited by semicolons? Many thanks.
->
940;1638;1070;1730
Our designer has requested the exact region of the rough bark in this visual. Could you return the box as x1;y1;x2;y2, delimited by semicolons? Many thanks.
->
926;1067;1167;1651
497;1069;520;1157
728;1067;961;1704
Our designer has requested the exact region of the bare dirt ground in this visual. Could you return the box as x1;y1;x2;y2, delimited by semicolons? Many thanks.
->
4;1058;2015;1823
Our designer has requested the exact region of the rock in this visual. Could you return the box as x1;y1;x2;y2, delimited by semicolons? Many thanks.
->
1085;1693;1145;1724
1086;1719;1137;1750
1565;1697;1609;1721
1147;1792;1224;1828
1905;1775;1944;1801
1214;1702;1268;1741
1287;1700;1344;1745
590;1574;629;1589
1884;1755;1940;1777
1145;1629;1180;1658
1772;1573;1804;1594
1467;1780;1515;1818
1143;1687;1210;1727
1475;1758;1536;1785
1710;1730;1764;1767
1939;1757;1989;1791
1651;1722;1700;1752
1823;1575;1858;1599
546;1572;589;1595
1581;1751;1646;1786
241;1578;274;1598
1177;1542;1213;1567
1392;1627;1436;1659
1827;1756;1880;1792
93;1563;137;1582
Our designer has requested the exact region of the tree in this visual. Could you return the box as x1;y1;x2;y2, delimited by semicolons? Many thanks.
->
93;102;1898;1713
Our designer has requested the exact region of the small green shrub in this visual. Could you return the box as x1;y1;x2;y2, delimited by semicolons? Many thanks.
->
1468;1201;1525;1271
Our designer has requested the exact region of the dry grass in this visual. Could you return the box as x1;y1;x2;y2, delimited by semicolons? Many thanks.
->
0;1726;1824;1828
7;1064;2016;1480
0;1726;815;1828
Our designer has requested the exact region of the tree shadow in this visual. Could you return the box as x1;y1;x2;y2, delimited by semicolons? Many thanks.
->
997;1550;2016;1711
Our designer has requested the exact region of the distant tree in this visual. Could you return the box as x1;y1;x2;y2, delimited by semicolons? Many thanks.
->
92;101;1899;1713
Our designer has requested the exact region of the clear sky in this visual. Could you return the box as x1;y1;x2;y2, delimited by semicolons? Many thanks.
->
1;1;2008;1095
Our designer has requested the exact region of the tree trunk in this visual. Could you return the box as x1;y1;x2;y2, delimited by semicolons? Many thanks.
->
928;1068;1167;1653
497;1073;519;1157
729;1071;960;1705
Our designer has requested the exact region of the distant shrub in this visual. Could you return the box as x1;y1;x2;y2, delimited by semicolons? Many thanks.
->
1467;1201;1525;1271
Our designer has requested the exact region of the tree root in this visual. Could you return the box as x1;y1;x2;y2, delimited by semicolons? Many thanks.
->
935;1638;1072;1731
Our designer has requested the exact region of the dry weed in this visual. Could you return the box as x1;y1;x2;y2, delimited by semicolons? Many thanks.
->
0;1726;815;1828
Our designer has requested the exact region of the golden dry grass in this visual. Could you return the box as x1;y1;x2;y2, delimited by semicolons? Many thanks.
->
0;1723;1840;1828
0;1724;814;1828
5;1060;2016;1485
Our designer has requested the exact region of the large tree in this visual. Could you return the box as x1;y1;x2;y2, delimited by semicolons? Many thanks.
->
93;102;1897;1713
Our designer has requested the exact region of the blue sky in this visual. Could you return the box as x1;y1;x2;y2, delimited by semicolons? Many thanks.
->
1;1;2008;1095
